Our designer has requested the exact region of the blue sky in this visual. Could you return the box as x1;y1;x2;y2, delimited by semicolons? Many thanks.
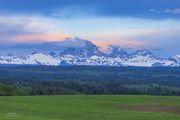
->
0;0;179;18
0;0;180;57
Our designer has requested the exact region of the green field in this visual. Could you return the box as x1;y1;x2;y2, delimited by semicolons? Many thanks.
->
0;95;180;120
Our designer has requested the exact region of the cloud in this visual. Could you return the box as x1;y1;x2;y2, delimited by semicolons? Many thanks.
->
0;14;69;44
0;12;180;55
14;34;66;43
92;39;147;52
149;8;180;14
164;8;180;14
51;6;98;18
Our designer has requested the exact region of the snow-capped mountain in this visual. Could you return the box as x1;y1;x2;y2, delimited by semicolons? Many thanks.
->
130;49;155;58
0;38;179;67
171;55;180;64
123;49;159;67
0;52;61;66
59;37;104;57
109;46;128;59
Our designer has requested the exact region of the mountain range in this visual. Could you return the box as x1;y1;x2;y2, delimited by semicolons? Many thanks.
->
0;37;179;67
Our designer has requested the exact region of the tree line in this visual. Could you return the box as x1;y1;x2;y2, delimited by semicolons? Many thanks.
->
1;79;180;96
0;66;180;96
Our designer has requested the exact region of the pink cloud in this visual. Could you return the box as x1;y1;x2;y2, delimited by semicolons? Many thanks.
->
12;33;147;52
13;34;67;43
91;39;147;52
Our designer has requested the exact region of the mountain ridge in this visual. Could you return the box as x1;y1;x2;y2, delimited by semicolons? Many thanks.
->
0;38;179;67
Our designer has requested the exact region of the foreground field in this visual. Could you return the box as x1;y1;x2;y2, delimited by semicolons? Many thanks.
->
0;95;180;120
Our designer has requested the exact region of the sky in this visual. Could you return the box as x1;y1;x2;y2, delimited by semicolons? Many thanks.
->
0;0;180;58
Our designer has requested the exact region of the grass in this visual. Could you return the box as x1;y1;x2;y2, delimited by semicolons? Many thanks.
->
0;95;180;120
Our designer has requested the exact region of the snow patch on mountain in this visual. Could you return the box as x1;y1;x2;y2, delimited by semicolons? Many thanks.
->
23;53;61;65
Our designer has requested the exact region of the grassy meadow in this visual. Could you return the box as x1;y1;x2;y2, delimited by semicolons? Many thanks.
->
0;95;180;120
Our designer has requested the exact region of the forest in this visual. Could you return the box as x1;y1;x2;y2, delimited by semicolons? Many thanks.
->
0;65;180;96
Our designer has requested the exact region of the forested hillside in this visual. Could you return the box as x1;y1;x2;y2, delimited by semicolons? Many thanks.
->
0;66;180;96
